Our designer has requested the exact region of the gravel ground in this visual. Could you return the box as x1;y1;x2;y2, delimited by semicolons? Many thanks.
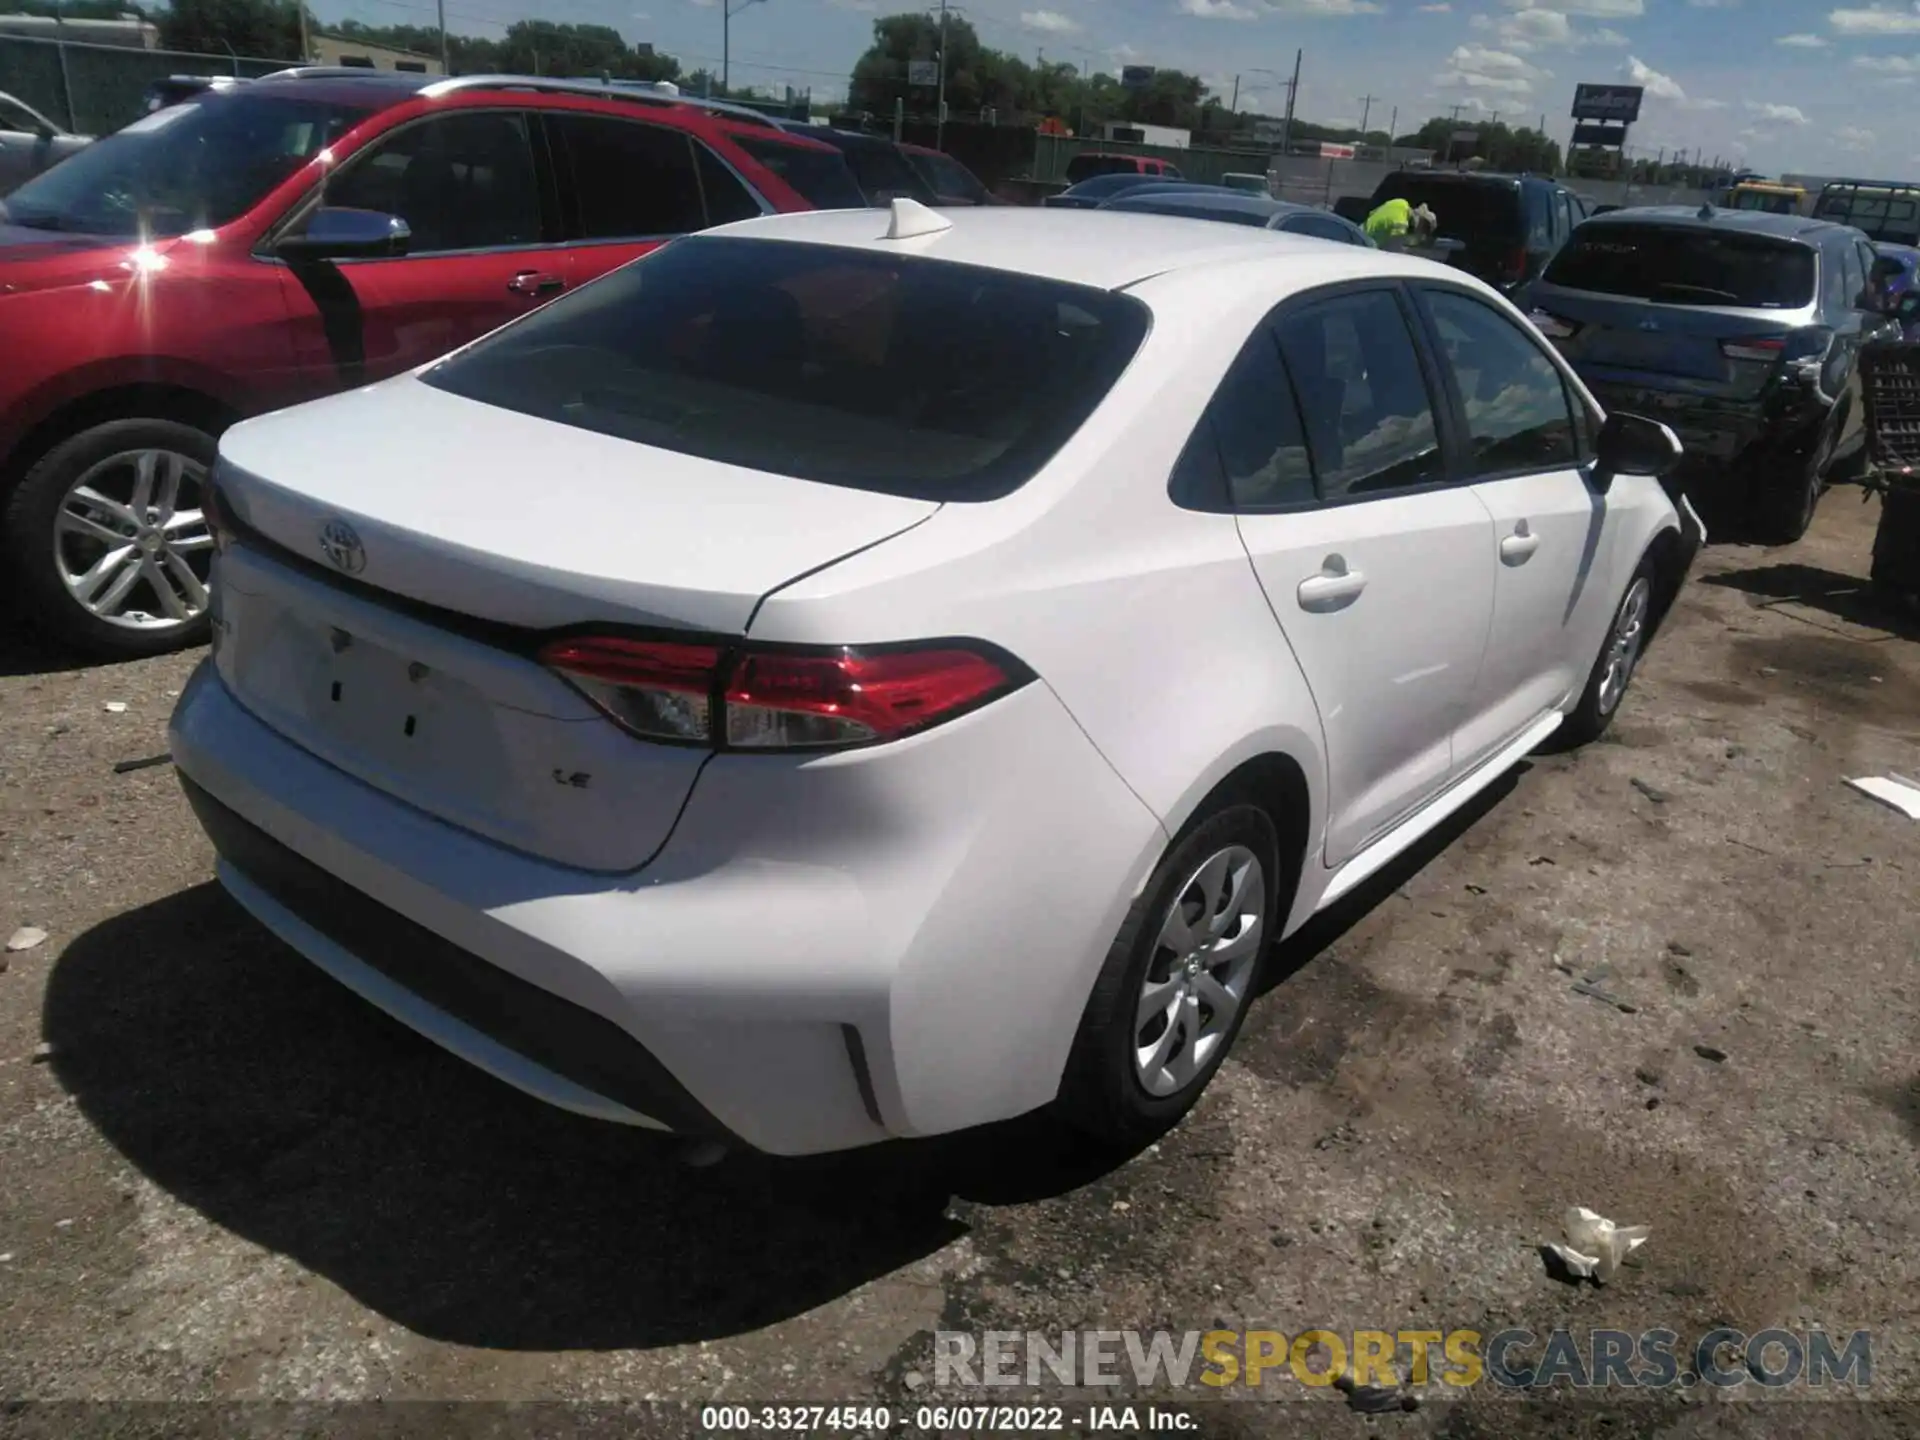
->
0;493;1916;1438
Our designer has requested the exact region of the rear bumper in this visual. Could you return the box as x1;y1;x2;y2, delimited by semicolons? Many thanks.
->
1587;379;1829;472
169;659;1165;1156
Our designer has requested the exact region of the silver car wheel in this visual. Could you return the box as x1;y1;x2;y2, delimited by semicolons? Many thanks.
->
55;448;214;632
1597;576;1652;718
1133;844;1266;1098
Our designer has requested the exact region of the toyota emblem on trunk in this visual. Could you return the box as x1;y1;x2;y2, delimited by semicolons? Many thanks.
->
319;519;366;575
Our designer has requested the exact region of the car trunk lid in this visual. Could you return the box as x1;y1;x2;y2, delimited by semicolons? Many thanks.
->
211;376;937;871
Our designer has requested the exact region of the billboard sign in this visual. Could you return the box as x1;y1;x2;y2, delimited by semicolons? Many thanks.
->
1571;82;1643;123
1450;129;1479;146
1121;64;1155;91
907;59;938;86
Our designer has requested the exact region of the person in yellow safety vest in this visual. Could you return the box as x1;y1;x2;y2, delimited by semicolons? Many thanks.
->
1364;199;1437;249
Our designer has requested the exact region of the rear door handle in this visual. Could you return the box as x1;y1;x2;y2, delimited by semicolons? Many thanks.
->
1297;556;1367;611
507;270;565;296
1499;521;1540;565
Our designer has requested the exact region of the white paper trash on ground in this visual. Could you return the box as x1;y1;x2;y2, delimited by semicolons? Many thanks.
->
1545;1205;1650;1284
1846;775;1920;821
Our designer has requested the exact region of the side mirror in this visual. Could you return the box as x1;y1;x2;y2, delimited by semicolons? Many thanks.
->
1591;411;1682;494
276;207;411;263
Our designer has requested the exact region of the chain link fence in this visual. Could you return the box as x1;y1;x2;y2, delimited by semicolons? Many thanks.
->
0;35;299;136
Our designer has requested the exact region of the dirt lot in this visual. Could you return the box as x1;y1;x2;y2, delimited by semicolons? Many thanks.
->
0;494;1916;1438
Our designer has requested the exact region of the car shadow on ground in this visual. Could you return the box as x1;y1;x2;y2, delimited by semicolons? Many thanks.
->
0;625;101;679
42;770;1524;1354
1700;559;1920;643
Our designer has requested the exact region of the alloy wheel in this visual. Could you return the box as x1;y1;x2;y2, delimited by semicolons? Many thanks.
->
54;448;214;632
1133;844;1266;1098
1597;576;1652;718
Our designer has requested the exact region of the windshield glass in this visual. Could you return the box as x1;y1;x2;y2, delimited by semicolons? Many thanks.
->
421;235;1150;502
1544;224;1815;308
836;140;932;204
1731;188;1800;214
734;135;867;210
1814;187;1920;243
0;92;375;237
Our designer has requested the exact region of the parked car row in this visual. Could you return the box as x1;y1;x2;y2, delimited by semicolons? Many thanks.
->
0;68;996;657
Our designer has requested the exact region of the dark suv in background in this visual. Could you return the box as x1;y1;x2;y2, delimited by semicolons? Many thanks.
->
1364;170;1587;293
1528;207;1900;542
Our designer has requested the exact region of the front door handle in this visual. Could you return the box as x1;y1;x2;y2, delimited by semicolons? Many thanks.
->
507;270;565;297
1499;521;1541;565
1297;555;1367;611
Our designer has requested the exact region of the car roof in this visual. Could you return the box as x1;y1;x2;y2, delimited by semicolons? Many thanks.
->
1386;169;1554;189
703;204;1418;290
224;71;841;147
1581;204;1845;241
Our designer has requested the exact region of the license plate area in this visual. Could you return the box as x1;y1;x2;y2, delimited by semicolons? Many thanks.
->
315;624;457;772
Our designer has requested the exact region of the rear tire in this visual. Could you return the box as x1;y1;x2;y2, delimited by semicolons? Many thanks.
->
1056;801;1281;1149
2;417;218;660
1751;423;1831;546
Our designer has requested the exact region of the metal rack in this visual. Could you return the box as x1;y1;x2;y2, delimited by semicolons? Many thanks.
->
255;68;789;131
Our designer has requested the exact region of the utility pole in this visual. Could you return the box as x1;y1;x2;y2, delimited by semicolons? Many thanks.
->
1356;93;1377;138
1278;47;1300;156
435;0;446;74
936;0;948;150
1230;74;1239;113
1386;105;1396;148
1444;102;1463;165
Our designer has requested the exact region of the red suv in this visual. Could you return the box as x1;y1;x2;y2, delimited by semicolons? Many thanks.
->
0;69;855;656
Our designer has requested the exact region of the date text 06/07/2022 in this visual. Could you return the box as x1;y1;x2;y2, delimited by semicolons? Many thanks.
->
698;1404;1199;1432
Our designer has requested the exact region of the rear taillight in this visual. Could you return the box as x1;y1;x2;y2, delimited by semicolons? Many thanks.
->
539;637;1027;751
203;478;235;554
1502;246;1528;282
1529;308;1580;340
1720;336;1788;363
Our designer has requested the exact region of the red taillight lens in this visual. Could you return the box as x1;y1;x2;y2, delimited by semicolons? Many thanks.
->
539;638;1023;750
1721;336;1787;363
1503;246;1528;282
539;637;720;744
725;647;1014;749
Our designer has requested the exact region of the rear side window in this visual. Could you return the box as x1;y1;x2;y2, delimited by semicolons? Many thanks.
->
1274;289;1444;501
1283;213;1363;245
552;114;704;239
1544;225;1816;308
734;135;866;210
1205;331;1315;509
421;235;1151;502
1420;290;1577;477
696;144;763;225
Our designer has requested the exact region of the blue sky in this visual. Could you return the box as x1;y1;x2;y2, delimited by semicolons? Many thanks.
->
307;0;1920;176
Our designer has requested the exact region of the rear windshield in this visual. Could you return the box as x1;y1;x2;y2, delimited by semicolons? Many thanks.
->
1376;178;1521;240
835;140;932;204
1543;225;1815;308
421;235;1151;502
1814;188;1920;241
734;136;867;210
1066;154;1138;183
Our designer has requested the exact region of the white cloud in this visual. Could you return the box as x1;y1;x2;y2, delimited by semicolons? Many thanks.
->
1829;4;1920;36
1021;8;1080;31
1776;32;1829;45
1745;99;1810;123
1503;0;1640;13
1178;0;1259;17
1622;53;1686;100
1474;2;1630;50
1853;51;1920;68
1837;124;1875;148
1434;42;1547;94
1418;1;1452;8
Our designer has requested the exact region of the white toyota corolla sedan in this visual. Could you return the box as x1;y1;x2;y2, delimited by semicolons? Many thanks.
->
170;200;1701;1156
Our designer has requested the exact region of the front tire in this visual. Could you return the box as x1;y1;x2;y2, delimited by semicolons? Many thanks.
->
1553;552;1660;750
1751;421;1832;545
2;418;219;659
1056;801;1281;1148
